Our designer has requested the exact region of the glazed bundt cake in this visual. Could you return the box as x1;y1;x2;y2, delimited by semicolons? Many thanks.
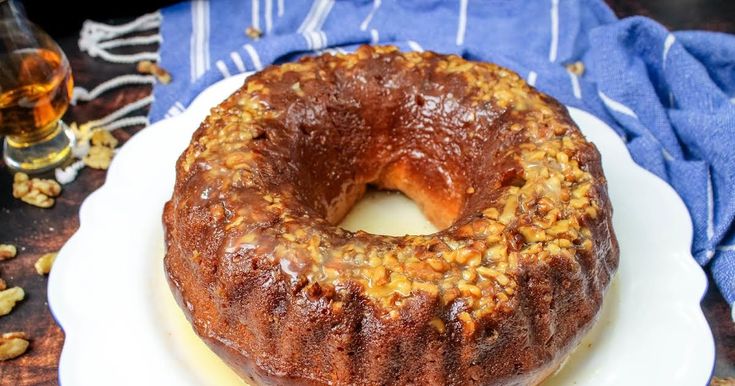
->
163;45;619;385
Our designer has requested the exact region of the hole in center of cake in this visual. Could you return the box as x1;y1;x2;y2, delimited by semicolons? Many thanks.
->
338;186;438;236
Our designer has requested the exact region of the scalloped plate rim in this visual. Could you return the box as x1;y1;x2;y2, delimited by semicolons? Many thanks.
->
47;73;714;385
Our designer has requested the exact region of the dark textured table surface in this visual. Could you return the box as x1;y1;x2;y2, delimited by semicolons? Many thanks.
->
0;1;733;384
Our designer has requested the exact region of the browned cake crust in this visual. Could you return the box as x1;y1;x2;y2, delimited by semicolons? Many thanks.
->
163;45;619;385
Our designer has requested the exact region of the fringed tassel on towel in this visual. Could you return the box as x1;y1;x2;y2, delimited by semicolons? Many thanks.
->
78;11;161;63
72;74;156;105
58;12;162;183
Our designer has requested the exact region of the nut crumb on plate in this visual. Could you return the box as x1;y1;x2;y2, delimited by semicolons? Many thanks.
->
0;287;24;316
0;332;29;361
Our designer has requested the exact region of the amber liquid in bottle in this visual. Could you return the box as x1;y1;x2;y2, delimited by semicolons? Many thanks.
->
0;47;73;144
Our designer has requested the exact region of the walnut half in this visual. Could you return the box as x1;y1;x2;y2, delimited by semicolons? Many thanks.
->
35;252;57;275
0;287;24;316
83;145;115;170
0;332;29;361
12;173;61;208
0;244;16;260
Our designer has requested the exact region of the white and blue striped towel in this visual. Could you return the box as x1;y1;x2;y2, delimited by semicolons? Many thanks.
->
150;0;735;316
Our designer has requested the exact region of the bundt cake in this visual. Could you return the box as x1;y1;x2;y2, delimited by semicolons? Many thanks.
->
163;45;619;385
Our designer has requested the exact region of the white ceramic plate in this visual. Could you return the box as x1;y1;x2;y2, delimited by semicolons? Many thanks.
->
48;73;714;385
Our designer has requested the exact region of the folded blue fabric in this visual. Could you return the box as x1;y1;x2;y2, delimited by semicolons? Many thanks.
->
152;0;735;315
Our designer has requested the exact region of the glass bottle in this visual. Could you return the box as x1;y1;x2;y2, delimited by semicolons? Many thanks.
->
0;0;75;173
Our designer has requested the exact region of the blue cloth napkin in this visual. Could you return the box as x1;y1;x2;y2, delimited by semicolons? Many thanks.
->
151;0;735;314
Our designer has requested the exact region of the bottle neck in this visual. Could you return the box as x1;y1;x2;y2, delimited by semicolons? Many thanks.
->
0;0;39;53
0;0;23;21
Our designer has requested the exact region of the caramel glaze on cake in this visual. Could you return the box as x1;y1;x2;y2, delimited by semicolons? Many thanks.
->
163;45;619;386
